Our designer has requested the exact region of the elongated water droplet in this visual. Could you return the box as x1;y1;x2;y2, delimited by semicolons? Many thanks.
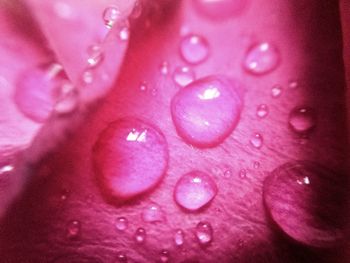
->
103;6;120;28
174;170;217;211
130;0;143;19
173;66;195;87
87;44;104;68
54;82;78;115
263;161;346;247
135;227;146;244
142;203;166;223
180;34;209;64
82;70;94;84
174;229;185;246
256;104;269;118
171;75;243;148
66;220;81;240
0;164;14;175
288;107;316;135
115;217;128;231
193;0;248;20
115;252;127;262
93;118;168;200
195;221;213;246
271;85;282;98
250;133;263;148
243;42;280;75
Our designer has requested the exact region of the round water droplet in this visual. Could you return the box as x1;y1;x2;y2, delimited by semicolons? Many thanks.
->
160;250;170;262
250;133;263;148
174;170;217;211
66;220;81;240
256;104;269;118
103;6;120;28
174;229;185;246
195;221;213;246
54;82;78;115
171;75;243;148
87;44;104;68
288;107;316;135
159;61;169;75
263;161;346;247
180;34;209;64
115;217;128;231
173;66;195;87
134;227;146;243
271;85;282;98
93;118;168;200
115;252;127;262
239;169;247;178
193;0;248;20
142;202;166;223
243;42;280;75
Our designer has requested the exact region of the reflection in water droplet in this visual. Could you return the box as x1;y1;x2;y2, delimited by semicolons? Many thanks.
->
87;44;104;68
288;107;316;135
115;252;127;262
139;81;148;92
243;42;280;75
263;161;346;247
103;6;120;28
115;217;128;231
174;229;185;246
66;220;81;240
253;161;260;169
195;221;213;246
256;104;269;118
142;203;166;223
160;249;170;262
173;66;195;87
271;85;282;98
250;133;263;148
135;227;146;244
180;34;209;64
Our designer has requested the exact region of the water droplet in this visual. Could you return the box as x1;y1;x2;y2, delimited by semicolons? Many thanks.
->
0;164;14;175
288;80;299;89
134;227;146;243
174;170;217;211
180;34;209;64
174;229;185;246
173;66;195;87
159;61;169;75
239;169;247;178
250;133;263;148
271;85;282;98
87;44;104;68
115;252;127;262
54;82;78;115
139;81;148;92
130;0;142;19
159;250;170;262
193;0;248;20
115;217;128;231
223;169;232;178
93;118;168;200
142;202;166;223
195;221;213;246
243;42;280;75
82;70;94;84
103;6;120;28
171;75;243;148
66;220;81;240
263;161;346;247
256;104;269;118
288;107;316;135
253;161;260;169
119;26;130;41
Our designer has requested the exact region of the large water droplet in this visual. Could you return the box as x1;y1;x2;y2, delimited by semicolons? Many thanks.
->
193;0;248;20
288;107;316;135
174;170;217;211
159;250;170;262
103;6;120;28
256;104;269;118
180;34;209;64
115;217;128;231
250;133;263;148
93;118;168;200
171;75;243;148
263;161;346;247
130;0;143;19
195;221;213;246
243;42;280;75
86;44;104;68
142;202;166;223
134;227;146;244
66;220;81;240
173;66;195;87
174;229;185;246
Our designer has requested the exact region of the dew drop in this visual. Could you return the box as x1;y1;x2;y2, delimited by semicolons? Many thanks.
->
134;227;146;244
253;161;260;169
173;66;195;87
271;85;282;98
66;220;81;240
93;118;168;200
193;0;248;20
174;170;217;211
159;249;170;262
159;61;169;75
250;133;263;148
119;26;130;41
171;75;243;148
82;70;94;84
180;34;209;64
115;217;128;231
142;202;166;223
115;252;127;262
86;44;104;68
174;229;185;247
288;107;316;135
256;104;269;118
239;169;247;179
243;42;280;75
195;221;213;246
103;6;120;28
139;81;148;92
223;169;232;178
263;161;346;247
53;82;78;115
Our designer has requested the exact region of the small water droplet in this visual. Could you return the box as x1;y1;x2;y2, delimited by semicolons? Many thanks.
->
66;220;81;240
119;26;130;41
142;203;166;223
134;227;146;244
174;170;218;211
174;229;185;246
195;221;213;246
54;82;78;114
253;161;260;169
103;6;121;28
250;133;263;148
223;169;232;178
87;44;104;68
115;252;127;262
288;107;316;135
180;34;209;64
115;217;128;231
243;42;280;75
239;169;247;178
0;164;14;175
271;85;282;98
173;66;195;87
82;70;94;84
288;80;299;89
159;61;169;75
256;104;269;118
159;249;170;262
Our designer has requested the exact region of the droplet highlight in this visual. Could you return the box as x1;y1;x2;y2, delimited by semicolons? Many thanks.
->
180;34;209;64
195;221;213;246
173;66;195;87
271;85;282;98
115;217;128;231
288;107;316;135
256;104;269;118
142;202;166;223
250;133;263;148
134;227;146;244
